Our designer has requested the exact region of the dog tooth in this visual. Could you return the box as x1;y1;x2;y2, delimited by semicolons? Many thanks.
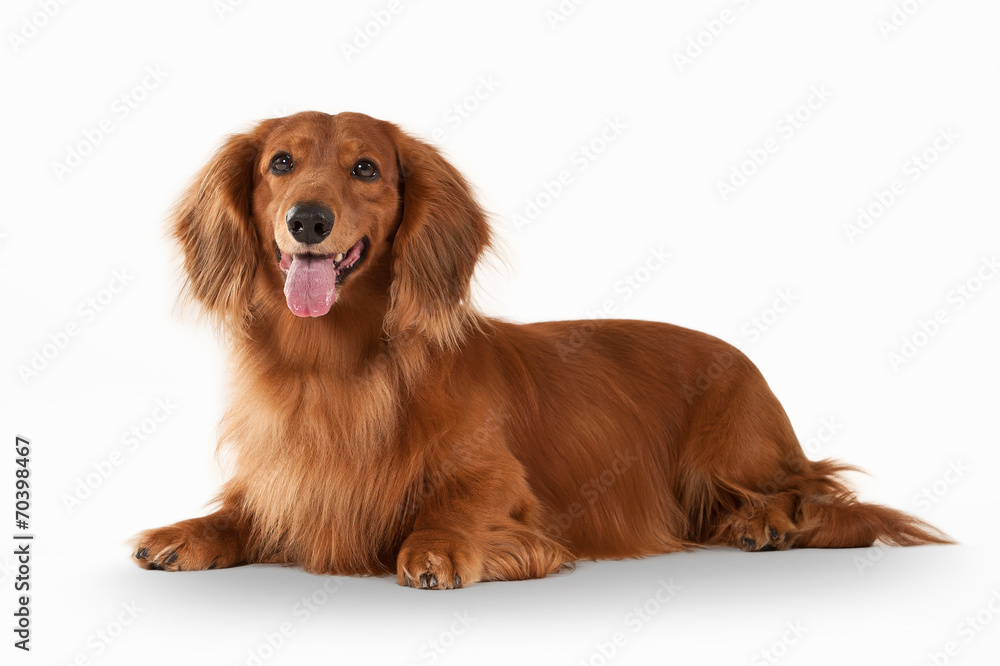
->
335;253;344;262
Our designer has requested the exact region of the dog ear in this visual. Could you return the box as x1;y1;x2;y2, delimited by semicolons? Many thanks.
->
385;130;491;348
171;127;265;335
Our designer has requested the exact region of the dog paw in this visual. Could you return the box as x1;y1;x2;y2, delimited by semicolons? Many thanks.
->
396;532;477;590
728;503;797;552
131;514;243;572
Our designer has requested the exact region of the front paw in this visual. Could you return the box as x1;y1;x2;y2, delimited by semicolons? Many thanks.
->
397;531;478;590
131;513;242;572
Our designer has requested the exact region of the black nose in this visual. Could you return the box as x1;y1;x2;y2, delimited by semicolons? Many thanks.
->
285;203;334;245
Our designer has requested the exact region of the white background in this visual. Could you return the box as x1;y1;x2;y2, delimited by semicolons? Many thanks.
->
2;0;999;664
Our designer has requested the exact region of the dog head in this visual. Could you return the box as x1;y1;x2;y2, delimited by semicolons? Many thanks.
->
172;111;491;348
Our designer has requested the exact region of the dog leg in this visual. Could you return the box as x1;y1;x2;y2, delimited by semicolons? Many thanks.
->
130;507;253;571
395;464;569;589
396;521;568;589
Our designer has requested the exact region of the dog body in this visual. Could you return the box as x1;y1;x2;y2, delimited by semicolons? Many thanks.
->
132;112;948;587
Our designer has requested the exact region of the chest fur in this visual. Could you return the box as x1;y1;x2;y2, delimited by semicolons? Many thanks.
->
221;364;418;574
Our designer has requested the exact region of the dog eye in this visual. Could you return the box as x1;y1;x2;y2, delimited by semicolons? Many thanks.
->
270;153;294;174
351;159;378;180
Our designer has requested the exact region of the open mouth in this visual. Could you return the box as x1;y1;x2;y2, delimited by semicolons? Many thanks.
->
276;237;369;317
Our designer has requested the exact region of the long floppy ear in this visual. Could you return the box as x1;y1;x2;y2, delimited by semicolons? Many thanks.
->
171;128;264;335
386;130;492;348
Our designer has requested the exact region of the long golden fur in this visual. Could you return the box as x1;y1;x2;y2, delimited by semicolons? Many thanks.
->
131;111;951;588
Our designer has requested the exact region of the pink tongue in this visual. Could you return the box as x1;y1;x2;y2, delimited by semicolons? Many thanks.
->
284;254;337;317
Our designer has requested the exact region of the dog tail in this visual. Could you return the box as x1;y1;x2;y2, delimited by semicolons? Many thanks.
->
793;459;954;548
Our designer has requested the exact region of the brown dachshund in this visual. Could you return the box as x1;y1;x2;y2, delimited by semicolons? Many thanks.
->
131;111;950;588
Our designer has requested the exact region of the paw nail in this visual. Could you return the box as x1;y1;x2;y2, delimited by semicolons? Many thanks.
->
166;552;178;564
135;548;148;560
768;528;779;541
740;537;756;550
455;574;462;588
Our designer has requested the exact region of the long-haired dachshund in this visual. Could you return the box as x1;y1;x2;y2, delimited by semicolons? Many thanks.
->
131;111;950;588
